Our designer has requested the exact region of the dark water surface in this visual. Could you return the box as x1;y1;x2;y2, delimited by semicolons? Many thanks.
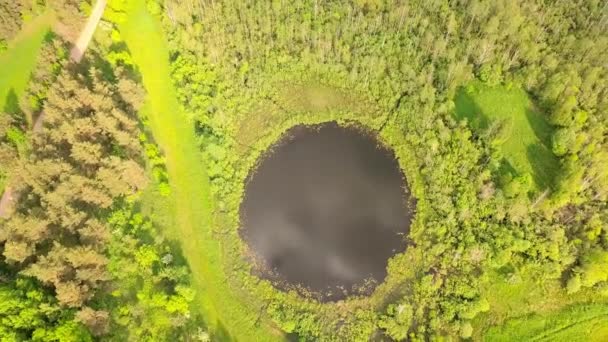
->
240;123;414;301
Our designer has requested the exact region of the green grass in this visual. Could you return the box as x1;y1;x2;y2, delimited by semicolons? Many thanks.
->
473;266;608;340
454;81;559;190
0;10;54;114
120;1;282;340
484;303;608;341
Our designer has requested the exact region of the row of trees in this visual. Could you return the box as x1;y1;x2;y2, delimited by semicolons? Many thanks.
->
1;58;147;307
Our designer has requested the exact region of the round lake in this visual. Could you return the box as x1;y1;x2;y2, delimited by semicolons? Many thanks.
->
240;122;414;301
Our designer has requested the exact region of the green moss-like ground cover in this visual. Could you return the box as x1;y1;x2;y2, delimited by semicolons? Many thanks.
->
455;81;559;190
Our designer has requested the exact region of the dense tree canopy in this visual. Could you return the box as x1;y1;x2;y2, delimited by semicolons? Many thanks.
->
156;0;608;339
1;0;607;340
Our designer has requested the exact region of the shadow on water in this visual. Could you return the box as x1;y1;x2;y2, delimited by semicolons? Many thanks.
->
240;122;415;302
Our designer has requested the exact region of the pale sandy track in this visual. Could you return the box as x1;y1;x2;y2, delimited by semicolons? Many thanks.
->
0;0;107;218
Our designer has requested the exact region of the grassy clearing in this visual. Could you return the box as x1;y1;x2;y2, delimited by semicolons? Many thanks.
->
119;1;281;340
473;266;608;340
235;80;383;155
484;303;608;341
0;10;54;113
454;81;559;190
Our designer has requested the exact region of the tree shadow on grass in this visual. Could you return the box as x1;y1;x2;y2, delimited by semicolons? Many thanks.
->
456;86;560;191
454;88;490;130
526;143;560;191
525;106;553;149
3;88;30;130
455;88;517;183
498;158;518;180
524;106;560;190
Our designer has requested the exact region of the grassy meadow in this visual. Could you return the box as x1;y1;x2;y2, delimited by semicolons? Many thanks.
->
455;81;559;190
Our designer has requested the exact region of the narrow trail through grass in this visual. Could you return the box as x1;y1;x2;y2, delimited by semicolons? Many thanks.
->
120;1;282;340
0;10;54;112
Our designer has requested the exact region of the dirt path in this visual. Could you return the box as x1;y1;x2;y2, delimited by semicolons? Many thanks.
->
69;0;107;63
0;0;107;218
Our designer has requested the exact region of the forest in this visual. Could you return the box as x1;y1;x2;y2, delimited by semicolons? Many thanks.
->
0;0;607;341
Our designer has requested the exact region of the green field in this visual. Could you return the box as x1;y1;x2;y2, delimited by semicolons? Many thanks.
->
485;303;608;341
0;11;53;114
119;1;281;340
455;81;559;190
473;266;608;340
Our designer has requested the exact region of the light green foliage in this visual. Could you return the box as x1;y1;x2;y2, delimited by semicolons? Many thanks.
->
576;249;608;289
0;276;91;341
567;275;582;294
379;302;414;340
460;321;473;339
140;133;170;196
552;127;577;156
103;204;204;341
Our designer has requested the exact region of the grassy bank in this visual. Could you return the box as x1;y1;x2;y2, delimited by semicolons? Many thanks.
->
119;1;282;340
